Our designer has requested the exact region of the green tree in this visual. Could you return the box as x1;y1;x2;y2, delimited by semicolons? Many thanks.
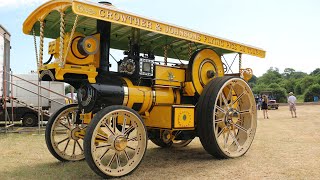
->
291;71;307;79
283;68;295;79
310;68;320;76
257;67;282;85
299;76;316;94
304;84;320;102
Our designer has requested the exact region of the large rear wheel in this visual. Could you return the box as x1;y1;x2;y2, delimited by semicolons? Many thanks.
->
84;105;147;179
197;77;257;158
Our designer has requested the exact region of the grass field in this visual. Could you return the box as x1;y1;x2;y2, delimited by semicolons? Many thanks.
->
1;105;320;179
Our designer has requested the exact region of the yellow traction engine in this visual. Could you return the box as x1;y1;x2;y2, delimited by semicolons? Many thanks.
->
23;0;265;178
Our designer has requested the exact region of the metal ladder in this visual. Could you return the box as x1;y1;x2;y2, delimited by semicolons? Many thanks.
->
10;97;51;117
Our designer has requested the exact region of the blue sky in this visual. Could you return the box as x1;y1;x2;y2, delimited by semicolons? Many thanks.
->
0;0;319;76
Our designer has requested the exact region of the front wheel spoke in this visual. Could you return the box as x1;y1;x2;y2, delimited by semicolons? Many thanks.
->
112;116;117;133
59;122;70;130
128;136;138;142
75;140;83;152
97;133;109;141
105;122;115;136
107;153;117;167
116;153;121;168
126;145;136;151
63;139;70;152
67;115;72;126
96;144;111;149
72;140;76;155
123;150;130;161
232;92;245;105
234;124;248;133
124;125;135;135
121;118;127;134
100;149;110;160
57;137;69;145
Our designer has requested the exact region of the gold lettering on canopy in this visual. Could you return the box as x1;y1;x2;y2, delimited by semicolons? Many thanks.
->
73;1;265;58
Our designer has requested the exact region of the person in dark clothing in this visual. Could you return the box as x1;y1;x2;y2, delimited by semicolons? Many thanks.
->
261;95;269;119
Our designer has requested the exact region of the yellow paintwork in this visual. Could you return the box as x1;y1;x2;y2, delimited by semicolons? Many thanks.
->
190;49;224;95
154;65;185;87
122;78;153;114
50;33;100;66
144;105;194;129
23;0;266;58
23;0;72;34
80;112;92;124
173;105;194;129
183;82;196;96
122;77;180;114
145;106;172;129
40;63;98;83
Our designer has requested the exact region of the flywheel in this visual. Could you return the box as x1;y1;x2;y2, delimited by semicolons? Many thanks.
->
186;48;224;97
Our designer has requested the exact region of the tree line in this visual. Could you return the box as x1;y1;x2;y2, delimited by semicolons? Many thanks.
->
249;68;320;103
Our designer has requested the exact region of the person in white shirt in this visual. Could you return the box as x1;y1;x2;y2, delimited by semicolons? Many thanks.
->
288;92;297;118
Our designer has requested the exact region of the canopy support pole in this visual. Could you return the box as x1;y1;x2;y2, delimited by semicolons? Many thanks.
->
59;11;65;67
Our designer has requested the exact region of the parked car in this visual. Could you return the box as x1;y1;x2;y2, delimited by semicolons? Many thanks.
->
268;100;279;110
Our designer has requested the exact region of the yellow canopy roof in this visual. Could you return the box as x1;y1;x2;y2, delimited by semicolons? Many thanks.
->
23;0;266;59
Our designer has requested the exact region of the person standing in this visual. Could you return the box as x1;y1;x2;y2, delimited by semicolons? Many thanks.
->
261;95;269;119
288;92;297;118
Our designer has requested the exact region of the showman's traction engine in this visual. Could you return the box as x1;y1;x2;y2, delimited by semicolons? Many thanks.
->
23;0;266;178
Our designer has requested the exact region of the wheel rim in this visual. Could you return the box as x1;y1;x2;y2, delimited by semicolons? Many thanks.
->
90;109;147;177
50;106;85;161
25;117;35;126
213;78;256;157
171;139;193;148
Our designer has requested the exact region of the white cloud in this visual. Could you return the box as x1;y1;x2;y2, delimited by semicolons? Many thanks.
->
0;0;48;8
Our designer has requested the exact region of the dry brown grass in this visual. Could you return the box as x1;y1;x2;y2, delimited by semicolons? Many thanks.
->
0;105;320;180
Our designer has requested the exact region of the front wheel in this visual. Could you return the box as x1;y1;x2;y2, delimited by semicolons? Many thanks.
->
197;77;257;159
45;104;86;161
84;105;147;179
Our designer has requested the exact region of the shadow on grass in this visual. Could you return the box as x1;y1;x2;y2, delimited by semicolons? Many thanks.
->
4;144;234;179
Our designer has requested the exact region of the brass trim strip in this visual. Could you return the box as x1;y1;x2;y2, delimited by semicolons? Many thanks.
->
123;85;129;106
